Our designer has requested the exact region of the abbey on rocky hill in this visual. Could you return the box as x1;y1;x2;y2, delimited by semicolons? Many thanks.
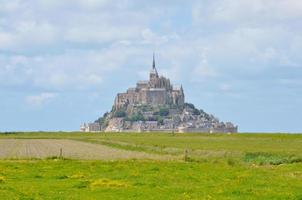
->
81;55;238;133
114;54;185;110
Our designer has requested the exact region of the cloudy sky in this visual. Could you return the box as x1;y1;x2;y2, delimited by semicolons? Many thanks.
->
0;0;301;132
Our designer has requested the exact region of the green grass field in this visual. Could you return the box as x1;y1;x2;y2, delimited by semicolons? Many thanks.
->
0;132;302;199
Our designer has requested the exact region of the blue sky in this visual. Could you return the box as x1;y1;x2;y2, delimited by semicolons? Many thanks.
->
0;0;301;132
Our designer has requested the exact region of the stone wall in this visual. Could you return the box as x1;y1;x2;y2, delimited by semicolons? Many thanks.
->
178;126;238;133
146;89;167;105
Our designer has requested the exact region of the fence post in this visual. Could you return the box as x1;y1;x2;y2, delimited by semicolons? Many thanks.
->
59;148;63;159
184;149;189;161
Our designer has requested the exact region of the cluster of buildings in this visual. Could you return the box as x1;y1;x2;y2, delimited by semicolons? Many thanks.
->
80;123;100;132
81;55;238;133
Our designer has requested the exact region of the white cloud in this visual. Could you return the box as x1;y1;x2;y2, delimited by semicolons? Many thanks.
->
141;29;180;45
0;45;136;90
0;0;148;51
0;0;301;91
17;21;58;43
76;0;110;9
38;0;111;10
25;92;57;106
0;32;14;48
193;0;302;25
65;25;141;44
0;21;59;51
0;0;21;13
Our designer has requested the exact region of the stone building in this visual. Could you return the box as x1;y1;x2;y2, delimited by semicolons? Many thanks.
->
80;122;101;132
114;54;184;110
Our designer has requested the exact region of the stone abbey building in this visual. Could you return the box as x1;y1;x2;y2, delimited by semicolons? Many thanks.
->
81;55;238;133
114;54;185;110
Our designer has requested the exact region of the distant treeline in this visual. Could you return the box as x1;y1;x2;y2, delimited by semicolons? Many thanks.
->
0;132;19;134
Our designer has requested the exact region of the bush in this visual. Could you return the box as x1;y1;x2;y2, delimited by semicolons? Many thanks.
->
193;109;201;115
154;107;169;116
159;108;169;116
185;103;195;109
243;152;302;165
157;117;164;125
140;105;151;112
126;112;145;122
114;111;126;118
95;116;106;126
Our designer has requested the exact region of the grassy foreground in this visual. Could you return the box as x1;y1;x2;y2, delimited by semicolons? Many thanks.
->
0;159;301;200
0;132;302;199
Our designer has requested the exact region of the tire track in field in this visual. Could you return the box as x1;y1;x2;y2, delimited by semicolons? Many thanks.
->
0;139;176;160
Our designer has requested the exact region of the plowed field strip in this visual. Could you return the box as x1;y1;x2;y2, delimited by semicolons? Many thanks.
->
0;139;175;160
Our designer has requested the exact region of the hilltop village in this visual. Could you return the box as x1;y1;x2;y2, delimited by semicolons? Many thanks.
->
81;55;237;133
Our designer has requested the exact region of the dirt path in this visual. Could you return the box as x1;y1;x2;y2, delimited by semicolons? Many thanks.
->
0;139;175;160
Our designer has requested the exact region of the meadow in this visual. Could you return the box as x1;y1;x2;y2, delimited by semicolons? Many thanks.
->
0;132;302;199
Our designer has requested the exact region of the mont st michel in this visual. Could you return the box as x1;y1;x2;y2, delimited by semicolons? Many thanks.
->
1;1;302;199
81;55;238;133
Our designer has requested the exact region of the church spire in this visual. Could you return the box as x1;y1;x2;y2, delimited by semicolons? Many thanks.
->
152;52;156;69
150;52;158;77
